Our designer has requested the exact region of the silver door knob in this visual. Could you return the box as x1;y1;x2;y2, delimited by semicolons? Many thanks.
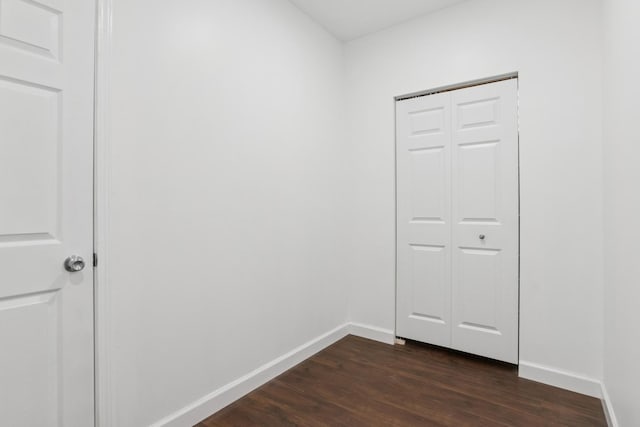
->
479;234;486;240
64;255;86;272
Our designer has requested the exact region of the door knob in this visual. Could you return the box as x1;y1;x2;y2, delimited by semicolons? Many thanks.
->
479;234;486;240
64;255;86;272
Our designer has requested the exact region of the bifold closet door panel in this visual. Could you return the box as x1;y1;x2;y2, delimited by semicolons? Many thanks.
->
450;79;519;364
395;92;452;347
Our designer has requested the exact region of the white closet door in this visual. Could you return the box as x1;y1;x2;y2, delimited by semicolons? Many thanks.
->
396;79;518;364
450;79;519;364
0;0;96;425
396;92;452;347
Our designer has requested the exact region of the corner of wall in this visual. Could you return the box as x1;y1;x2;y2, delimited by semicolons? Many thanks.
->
349;323;395;345
151;324;351;427
600;382;620;427
518;361;603;399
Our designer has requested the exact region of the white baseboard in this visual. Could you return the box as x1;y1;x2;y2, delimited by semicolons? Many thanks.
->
600;383;619;427
154;325;615;427
151;323;350;427
348;322;396;345
519;362;619;425
518;361;602;398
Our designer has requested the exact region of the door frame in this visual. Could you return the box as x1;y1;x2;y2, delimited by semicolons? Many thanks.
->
393;72;521;362
94;0;114;425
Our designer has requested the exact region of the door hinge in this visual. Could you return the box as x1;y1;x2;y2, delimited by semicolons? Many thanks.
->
93;253;98;268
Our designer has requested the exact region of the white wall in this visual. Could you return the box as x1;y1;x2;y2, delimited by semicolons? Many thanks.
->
102;0;621;423
603;0;640;424
345;0;605;382
106;1;348;425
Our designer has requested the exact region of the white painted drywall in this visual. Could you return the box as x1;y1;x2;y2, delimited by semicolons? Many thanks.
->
288;0;468;41
106;0;348;425
603;0;640;424
345;0;604;381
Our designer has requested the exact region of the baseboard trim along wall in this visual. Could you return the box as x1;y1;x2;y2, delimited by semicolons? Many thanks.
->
600;383;619;427
152;326;613;427
518;361;603;398
150;322;395;426
348;322;396;345
151;323;351;427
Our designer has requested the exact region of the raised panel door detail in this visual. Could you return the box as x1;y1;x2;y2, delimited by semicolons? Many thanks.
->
409;244;446;323
409;147;446;222
0;76;60;240
458;141;499;222
0;0;61;59
458;98;499;129
409;107;445;136
457;248;501;333
0;290;60;426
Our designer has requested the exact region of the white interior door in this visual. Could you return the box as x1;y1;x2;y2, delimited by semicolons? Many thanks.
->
396;79;519;364
396;92;452;347
0;0;96;425
450;79;518;363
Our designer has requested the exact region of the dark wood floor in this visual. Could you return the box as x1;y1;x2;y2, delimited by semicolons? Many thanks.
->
197;335;606;426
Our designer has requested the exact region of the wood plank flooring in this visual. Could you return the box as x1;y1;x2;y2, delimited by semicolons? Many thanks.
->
196;335;606;426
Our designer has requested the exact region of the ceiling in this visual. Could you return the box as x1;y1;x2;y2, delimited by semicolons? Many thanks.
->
288;0;468;41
